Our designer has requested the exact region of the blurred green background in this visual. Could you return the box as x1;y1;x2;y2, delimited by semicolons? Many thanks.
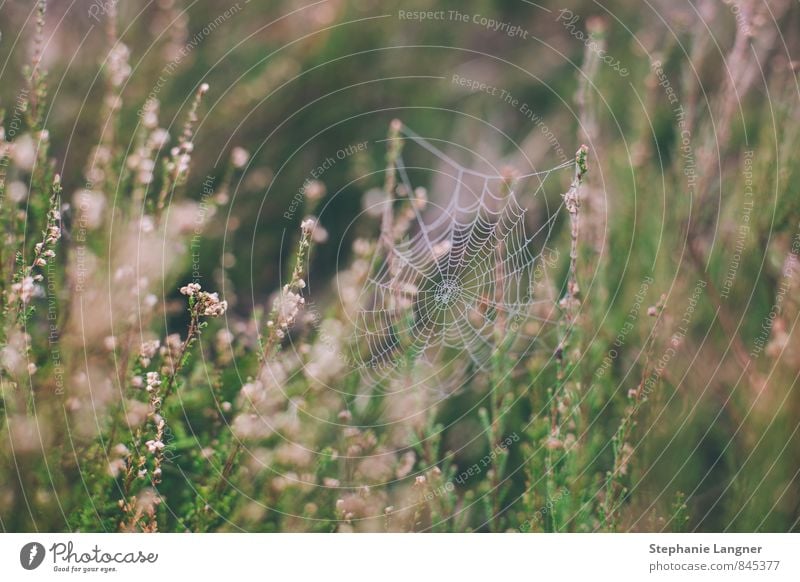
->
1;0;799;531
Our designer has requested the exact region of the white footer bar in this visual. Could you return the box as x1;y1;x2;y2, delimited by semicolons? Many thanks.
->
2;533;798;581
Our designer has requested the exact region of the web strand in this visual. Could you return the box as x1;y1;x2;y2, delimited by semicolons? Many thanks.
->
350;126;574;379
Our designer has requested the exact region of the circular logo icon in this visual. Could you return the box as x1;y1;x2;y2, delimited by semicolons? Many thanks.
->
20;542;46;570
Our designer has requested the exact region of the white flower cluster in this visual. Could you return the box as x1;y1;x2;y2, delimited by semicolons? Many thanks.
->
199;291;227;317
159;333;183;376
303;180;325;201
11;276;37;305
139;339;160;367
168;143;192;177
299;215;328;243
145;438;165;454
268;287;305;338
85;145;111;184
145;372;161;393
180;282;228;317
179;282;201;296
107;43;131;87
300;217;316;235
107;444;130;478
31;219;62;269
231;146;250;169
33;244;56;268
48;222;61;242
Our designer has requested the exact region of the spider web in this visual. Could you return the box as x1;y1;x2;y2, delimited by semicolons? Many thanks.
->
348;126;574;385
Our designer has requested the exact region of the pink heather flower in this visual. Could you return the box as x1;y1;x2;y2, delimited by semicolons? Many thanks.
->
145;439;165;454
231;147;250;169
300;217;316;235
180;282;201;296
198;291;227;317
273;289;305;329
108;459;126;478
303;180;326;201
139;339;160;367
11;276;37;304
145;372;161;392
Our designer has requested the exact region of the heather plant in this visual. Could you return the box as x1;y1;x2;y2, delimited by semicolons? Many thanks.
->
0;0;798;534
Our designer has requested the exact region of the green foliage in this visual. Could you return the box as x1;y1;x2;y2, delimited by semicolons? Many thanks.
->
0;0;798;534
